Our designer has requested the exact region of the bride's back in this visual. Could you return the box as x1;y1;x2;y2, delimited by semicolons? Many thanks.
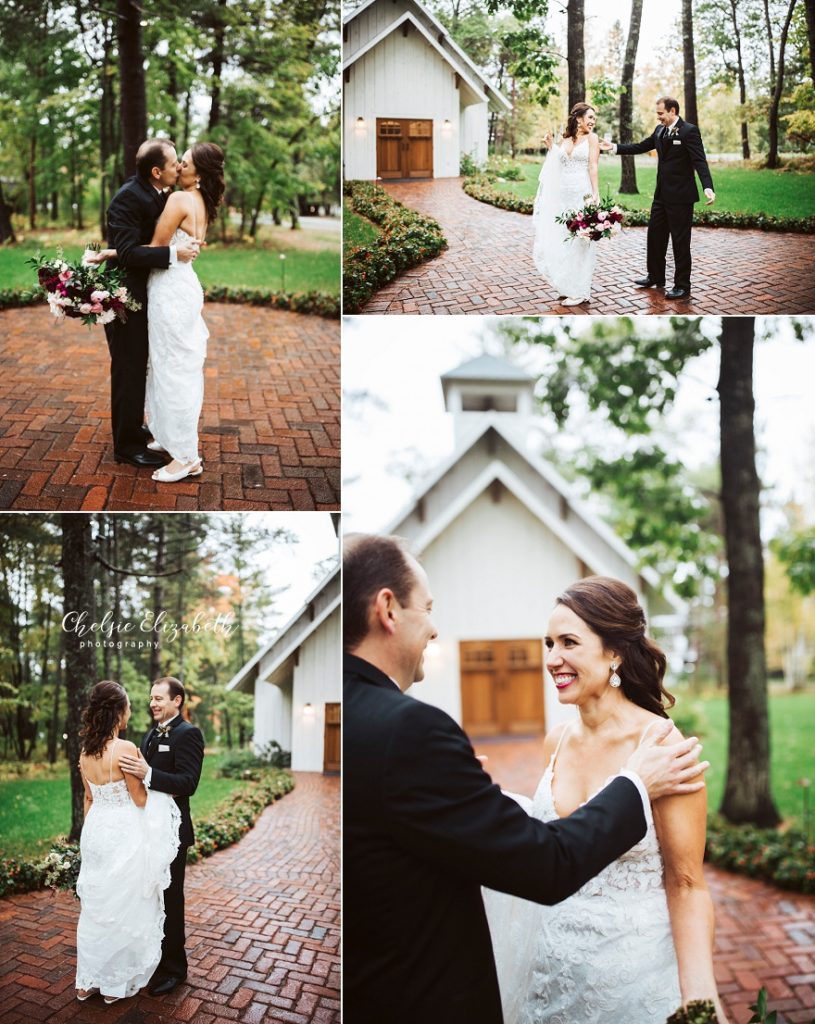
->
80;737;135;786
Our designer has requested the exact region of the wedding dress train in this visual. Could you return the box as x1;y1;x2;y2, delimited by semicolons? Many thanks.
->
532;137;597;301
485;725;682;1023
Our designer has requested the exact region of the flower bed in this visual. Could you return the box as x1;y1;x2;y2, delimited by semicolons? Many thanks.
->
705;819;815;894
343;180;447;312
0;768;295;898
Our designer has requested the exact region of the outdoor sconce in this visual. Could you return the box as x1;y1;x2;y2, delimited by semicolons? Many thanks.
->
442;118;452;131
303;702;315;717
356;116;366;127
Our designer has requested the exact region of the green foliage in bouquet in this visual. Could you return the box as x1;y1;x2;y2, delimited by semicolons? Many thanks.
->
747;987;778;1024
25;247;140;326
41;838;81;896
343;181;448;312
666;1000;718;1023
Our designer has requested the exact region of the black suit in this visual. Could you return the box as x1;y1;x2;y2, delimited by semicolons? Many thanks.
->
141;715;204;980
104;177;172;457
344;653;648;1024
616;118;714;290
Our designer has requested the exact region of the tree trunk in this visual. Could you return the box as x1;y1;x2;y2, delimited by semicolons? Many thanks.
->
728;0;751;159
48;642;62;765
767;0;798;169
28;135;36;230
619;0;644;194
806;0;815;84
717;320;781;827
765;0;777;89
62;514;96;841
168;59;178;138
249;184;267;237
208;0;228;131
149;520;166;684
0;179;16;243
567;0;585;112
117;0;147;179
682;0;699;127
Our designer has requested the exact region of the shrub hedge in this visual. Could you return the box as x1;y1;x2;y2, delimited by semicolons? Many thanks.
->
343;180;447;312
462;174;815;232
705;819;815;894
0;768;295;898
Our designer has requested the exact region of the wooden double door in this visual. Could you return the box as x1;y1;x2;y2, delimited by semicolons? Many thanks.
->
323;702;341;773
376;118;433;179
460;639;546;737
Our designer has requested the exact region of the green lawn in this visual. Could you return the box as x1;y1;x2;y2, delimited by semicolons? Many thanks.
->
0;237;339;295
343;199;382;247
0;751;250;860
492;159;815;218
672;691;814;826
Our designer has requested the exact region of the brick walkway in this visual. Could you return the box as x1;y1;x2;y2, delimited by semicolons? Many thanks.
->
472;734;815;1023
359;178;815;316
0;306;340;511
0;772;340;1024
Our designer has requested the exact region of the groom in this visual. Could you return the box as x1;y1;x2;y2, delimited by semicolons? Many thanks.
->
120;676;205;997
104;139;201;467
600;96;715;300
344;534;708;1024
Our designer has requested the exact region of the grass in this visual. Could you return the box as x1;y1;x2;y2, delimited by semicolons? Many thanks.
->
343;198;382;248
673;691;815;827
0;224;340;295
0;750;253;860
491;159;815;218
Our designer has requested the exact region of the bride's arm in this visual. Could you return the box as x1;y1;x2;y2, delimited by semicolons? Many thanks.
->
79;759;93;819
119;741;148;808
87;194;198;263
654;762;728;1022
588;133;600;202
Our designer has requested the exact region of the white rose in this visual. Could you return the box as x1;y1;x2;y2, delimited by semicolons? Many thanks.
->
97;309;116;325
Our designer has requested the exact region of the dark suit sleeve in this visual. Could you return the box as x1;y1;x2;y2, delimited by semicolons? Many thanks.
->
684;124;714;192
107;187;171;270
148;725;204;797
383;701;646;906
615;131;658;156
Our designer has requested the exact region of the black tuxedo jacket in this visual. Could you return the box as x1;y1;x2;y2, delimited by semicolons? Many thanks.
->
617;118;714;204
141;716;204;848
344;653;647;1024
106;176;172;304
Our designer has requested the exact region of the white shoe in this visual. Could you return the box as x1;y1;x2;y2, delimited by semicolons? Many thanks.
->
147;441;168;453
76;989;98;1002
562;296;588;306
152;460;202;483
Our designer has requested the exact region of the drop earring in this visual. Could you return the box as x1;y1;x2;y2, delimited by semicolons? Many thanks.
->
195;179;201;189
609;663;621;688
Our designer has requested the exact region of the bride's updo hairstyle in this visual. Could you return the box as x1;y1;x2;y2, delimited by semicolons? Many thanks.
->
80;680;128;758
564;102;595;141
555;576;675;717
191;142;225;224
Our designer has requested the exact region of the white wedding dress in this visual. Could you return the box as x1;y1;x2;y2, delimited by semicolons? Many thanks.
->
76;741;180;999
485;725;682;1023
145;225;209;465
532;137;597;301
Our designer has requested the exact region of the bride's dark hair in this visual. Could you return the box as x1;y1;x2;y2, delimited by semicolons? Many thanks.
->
564;102;595;141
191;142;225;225
80;680;128;757
555;576;675;717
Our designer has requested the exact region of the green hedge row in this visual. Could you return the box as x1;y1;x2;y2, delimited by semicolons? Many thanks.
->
0;768;295;898
462;174;815;232
705;819;815;894
343;180;447;312
0;286;339;319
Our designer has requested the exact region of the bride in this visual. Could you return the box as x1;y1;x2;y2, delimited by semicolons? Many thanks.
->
485;577;727;1023
75;681;179;1004
90;142;225;483
532;102;601;307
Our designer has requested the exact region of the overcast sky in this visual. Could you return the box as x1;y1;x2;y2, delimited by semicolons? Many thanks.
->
342;318;815;537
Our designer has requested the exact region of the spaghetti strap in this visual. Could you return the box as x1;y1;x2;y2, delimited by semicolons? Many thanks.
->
637;720;661;746
551;721;574;766
108;738;117;783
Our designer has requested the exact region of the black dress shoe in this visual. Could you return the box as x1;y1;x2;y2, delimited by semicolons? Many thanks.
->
148;975;185;996
633;276;665;288
114;449;167;468
140;424;154;442
664;287;690;300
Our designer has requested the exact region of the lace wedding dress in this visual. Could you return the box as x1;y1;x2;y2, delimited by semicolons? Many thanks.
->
485;725;682;1023
532;137;597;301
145;225;209;465
76;741;180;999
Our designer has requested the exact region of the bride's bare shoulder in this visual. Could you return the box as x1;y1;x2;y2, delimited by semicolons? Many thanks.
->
541;721;571;760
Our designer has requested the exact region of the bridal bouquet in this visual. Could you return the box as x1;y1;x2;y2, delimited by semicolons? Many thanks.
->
26;247;141;327
556;196;625;242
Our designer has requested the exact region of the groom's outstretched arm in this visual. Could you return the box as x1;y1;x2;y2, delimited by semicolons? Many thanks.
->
148;726;204;798
385;700;645;906
615;130;658;156
107;188;171;270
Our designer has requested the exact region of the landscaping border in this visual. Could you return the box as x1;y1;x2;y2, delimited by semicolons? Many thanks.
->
0;285;339;319
342;180;448;312
704;818;814;894
0;768;295;899
462;173;815;233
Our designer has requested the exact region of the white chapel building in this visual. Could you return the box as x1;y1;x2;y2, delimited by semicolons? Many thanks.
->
386;354;685;737
226;566;341;773
343;0;511;180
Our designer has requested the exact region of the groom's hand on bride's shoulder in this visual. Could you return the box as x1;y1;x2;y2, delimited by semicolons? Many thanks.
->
625;720;709;801
120;749;148;780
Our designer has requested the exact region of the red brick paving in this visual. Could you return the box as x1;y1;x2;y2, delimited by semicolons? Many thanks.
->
359;178;815;316
473;734;815;1023
0;306;339;511
0;772;339;1024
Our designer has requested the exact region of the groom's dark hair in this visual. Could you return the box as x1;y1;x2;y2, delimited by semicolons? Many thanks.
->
343;534;418;651
154;675;185;707
658;96;680;114
136;139;176;180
